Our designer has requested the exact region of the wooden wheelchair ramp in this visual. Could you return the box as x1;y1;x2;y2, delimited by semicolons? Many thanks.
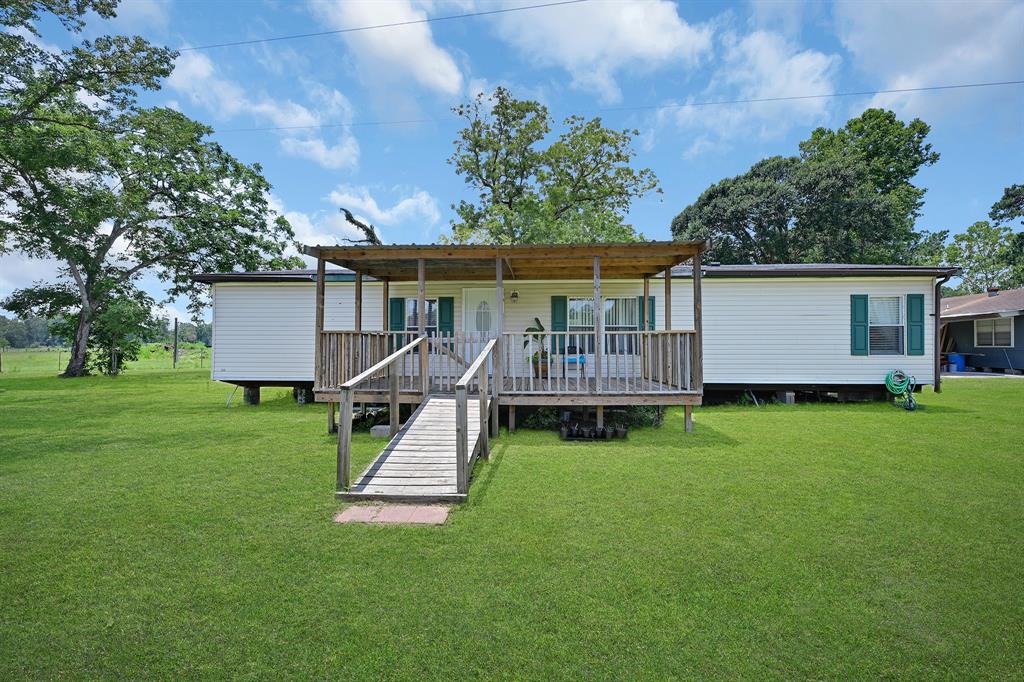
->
338;395;481;504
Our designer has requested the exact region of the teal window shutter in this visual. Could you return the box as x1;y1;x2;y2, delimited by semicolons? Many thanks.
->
550;296;567;352
438;297;455;336
636;296;656;330
851;294;869;356
388;297;405;350
637;296;645;329
388;298;405;331
906;294;925;355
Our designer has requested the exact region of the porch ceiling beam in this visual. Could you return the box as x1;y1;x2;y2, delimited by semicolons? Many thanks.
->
304;241;705;262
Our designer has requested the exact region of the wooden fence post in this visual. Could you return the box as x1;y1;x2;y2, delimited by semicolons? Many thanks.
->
479;369;489;459
337;387;353;491
389;367;400;437
456;385;468;494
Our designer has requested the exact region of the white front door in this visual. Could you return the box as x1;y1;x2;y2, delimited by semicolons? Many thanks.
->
463;288;498;336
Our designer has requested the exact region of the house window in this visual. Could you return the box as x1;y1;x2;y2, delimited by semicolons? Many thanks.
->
868;296;904;355
406;298;438;335
567;297;640;353
975;318;1013;347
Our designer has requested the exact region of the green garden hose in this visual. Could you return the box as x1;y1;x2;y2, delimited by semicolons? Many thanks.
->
885;369;917;411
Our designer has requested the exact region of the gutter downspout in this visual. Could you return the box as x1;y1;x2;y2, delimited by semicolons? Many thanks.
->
934;272;954;393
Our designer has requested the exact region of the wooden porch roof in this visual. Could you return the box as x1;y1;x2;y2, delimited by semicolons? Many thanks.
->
302;241;708;281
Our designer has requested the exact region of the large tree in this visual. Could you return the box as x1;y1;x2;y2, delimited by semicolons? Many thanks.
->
989;183;1024;287
672;109;945;264
1;107;295;376
1;1;174;129
1;2;295;376
943;221;1019;294
447;87;659;244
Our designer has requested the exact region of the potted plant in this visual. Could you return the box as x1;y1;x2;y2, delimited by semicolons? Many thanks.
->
524;317;549;378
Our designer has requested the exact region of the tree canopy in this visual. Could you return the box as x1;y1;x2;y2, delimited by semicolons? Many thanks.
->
447;87;659;244
671;109;945;265
1;1;294;376
942;184;1024;294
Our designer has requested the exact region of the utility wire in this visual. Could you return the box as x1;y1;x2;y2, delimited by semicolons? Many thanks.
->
179;0;591;51
212;79;1024;133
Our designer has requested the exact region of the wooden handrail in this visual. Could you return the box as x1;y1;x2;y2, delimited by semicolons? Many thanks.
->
455;338;497;389
455;339;497;494
336;335;425;492
342;335;423;389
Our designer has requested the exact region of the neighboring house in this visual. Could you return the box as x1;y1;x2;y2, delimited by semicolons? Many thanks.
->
941;287;1024;372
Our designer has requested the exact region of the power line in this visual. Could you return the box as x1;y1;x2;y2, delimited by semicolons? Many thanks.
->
179;0;591;51
212;79;1024;134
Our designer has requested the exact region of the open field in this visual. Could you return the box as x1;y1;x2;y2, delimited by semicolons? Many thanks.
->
1;364;1022;678
0;343;210;376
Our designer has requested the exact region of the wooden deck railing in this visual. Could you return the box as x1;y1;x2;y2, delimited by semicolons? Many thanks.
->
500;330;698;394
335;335;425;491
454;338;496;494
318;330;698;399
317;331;492;393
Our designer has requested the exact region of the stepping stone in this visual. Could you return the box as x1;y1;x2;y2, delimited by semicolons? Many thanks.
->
333;504;449;525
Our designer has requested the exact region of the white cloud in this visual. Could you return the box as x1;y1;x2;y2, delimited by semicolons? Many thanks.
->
166;52;359;170
662;30;839;153
834;0;1024;118
0;254;62;308
109;0;171;31
326;185;442;227
491;0;712;103
309;0;463;96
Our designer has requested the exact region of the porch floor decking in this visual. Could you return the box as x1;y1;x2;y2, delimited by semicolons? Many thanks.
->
318;376;695;398
338;395;480;504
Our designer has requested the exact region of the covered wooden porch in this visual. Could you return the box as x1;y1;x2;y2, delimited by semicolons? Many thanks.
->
303;241;707;501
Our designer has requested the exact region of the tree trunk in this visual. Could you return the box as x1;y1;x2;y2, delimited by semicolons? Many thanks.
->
63;313;92;377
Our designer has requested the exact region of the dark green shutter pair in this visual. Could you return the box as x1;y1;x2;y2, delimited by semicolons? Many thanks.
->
388;297;454;335
850;294;924;356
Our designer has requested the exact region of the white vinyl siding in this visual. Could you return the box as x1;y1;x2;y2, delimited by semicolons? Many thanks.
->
210;282;383;382
975;318;1013;347
207;275;937;386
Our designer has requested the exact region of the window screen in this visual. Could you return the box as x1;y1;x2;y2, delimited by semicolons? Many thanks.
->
976;318;1012;347
405;298;438;334
567;297;640;354
868;296;903;355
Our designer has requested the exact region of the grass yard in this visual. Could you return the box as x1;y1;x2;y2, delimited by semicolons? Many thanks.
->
1;363;1022;679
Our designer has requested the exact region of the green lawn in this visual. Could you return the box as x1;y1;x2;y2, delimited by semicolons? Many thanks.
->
1;361;1022;678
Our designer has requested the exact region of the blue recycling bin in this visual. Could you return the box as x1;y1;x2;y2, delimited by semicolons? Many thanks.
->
947;353;966;372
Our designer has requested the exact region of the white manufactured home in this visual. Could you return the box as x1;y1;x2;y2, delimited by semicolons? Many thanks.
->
196;263;954;392
192;242;955;503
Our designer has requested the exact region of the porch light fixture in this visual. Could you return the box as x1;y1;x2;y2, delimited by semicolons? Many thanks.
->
510;290;519;303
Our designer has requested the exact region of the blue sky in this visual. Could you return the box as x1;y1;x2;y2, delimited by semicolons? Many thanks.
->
3;0;1023;321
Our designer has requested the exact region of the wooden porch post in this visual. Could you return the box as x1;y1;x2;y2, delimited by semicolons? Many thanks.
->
687;252;703;433
664;266;672;330
692;253;703;392
642;275;650;383
382;278;389;331
314;257;330;432
418;258;428;395
493;257;504;438
354;270;362;376
594;256;602;392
